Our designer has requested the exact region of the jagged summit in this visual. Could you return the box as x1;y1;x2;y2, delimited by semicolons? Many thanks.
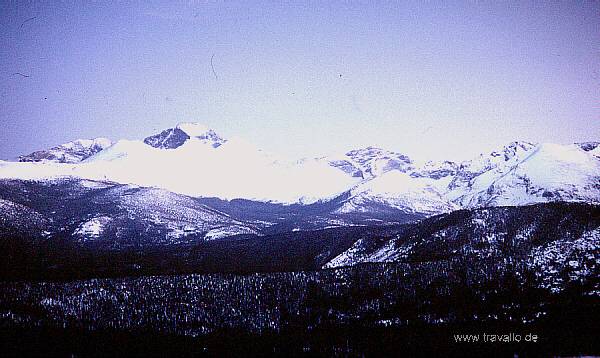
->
143;123;226;149
446;141;537;190
18;138;113;164
176;122;226;147
487;141;537;162
324;146;414;179
143;128;189;149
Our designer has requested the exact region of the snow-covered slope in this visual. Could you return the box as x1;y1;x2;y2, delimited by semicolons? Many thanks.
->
447;143;600;207
336;171;457;215
83;134;357;203
446;141;536;192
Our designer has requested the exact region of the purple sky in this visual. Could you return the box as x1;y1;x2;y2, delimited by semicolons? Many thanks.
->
1;1;599;161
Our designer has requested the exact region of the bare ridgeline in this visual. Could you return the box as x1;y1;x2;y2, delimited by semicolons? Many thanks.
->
0;125;599;356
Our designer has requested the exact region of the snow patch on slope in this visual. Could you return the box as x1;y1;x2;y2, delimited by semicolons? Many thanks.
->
74;216;112;241
204;226;258;240
528;227;600;294
337;171;457;215
176;122;210;137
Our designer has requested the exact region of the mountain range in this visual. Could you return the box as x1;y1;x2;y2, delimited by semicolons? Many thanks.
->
2;123;599;209
0;122;598;264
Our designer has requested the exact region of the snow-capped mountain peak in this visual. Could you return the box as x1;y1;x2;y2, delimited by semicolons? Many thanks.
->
448;142;600;207
177;122;227;146
488;141;537;162
446;141;537;191
143;123;226;149
458;141;536;173
18;138;113;163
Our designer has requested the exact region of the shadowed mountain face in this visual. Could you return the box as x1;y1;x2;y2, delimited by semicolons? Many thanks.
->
0;178;422;251
577;141;600;152
0;179;597;286
0;179;260;248
143;127;190;149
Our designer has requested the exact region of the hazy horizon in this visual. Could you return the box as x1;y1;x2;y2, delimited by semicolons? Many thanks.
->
2;1;599;162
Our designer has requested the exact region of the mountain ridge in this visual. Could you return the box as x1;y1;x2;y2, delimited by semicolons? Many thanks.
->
2;123;598;214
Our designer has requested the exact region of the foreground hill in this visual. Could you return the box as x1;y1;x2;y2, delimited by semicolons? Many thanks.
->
325;202;600;294
1;197;598;355
1;196;598;287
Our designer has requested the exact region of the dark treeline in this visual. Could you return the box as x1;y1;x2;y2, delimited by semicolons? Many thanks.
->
0;225;391;281
0;262;598;356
